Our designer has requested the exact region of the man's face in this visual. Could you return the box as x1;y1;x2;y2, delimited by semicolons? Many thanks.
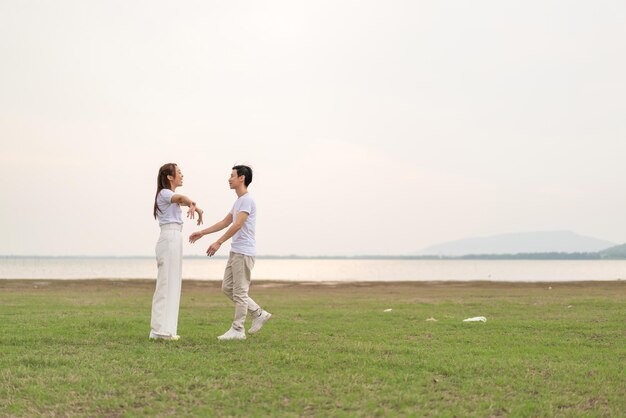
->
228;169;243;189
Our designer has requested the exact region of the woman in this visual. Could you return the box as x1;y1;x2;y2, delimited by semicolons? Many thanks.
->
150;163;203;340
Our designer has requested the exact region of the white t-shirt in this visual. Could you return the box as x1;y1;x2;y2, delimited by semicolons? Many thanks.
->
156;189;183;226
230;193;256;256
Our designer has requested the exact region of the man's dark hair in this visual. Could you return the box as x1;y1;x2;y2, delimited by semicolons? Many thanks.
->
233;165;253;187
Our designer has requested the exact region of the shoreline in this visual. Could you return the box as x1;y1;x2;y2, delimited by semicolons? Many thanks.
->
2;278;625;287
3;259;626;282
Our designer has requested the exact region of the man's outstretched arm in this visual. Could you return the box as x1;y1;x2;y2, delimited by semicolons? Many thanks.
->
189;213;232;243
206;212;249;256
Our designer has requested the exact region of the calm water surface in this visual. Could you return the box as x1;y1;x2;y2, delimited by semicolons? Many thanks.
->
1;257;625;282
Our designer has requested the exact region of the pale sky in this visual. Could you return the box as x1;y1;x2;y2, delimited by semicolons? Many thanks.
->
1;1;625;256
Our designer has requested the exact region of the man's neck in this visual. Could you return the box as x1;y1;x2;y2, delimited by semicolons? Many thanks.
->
235;186;248;197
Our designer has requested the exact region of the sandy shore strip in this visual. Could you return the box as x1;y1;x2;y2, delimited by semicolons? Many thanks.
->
2;278;625;300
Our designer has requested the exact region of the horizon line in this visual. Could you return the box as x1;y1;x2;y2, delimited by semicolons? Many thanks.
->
0;251;619;260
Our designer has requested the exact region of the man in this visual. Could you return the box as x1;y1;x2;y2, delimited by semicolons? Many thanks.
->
189;165;271;340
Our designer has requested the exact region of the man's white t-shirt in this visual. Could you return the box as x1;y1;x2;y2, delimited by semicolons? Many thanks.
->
156;189;183;226
230;193;256;256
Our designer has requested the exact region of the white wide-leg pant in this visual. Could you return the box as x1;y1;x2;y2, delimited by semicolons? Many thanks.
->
151;223;183;337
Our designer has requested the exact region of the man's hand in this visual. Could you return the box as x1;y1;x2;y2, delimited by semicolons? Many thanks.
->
207;242;221;257
189;231;204;244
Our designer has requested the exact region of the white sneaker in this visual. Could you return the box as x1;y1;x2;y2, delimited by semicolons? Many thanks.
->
217;327;246;341
249;310;272;334
149;330;180;341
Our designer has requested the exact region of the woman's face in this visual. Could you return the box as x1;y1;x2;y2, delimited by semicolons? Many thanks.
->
170;166;184;188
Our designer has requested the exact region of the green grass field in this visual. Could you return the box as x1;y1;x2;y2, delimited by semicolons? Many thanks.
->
1;279;624;417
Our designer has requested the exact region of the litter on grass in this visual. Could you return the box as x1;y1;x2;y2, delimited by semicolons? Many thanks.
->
383;309;393;312
462;316;487;322
425;317;438;322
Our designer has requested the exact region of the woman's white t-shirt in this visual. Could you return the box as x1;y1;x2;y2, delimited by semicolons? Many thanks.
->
156;189;183;225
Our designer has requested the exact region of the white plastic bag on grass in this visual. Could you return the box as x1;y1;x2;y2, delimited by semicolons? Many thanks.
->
463;316;486;322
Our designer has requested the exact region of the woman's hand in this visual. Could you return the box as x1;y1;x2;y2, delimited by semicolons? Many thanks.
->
186;202;197;220
195;208;204;225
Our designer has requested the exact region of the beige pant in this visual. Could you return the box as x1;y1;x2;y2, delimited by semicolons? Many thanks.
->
222;251;260;331
151;223;183;336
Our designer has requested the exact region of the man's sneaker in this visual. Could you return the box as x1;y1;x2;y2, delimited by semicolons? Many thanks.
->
217;327;246;341
149;330;180;341
249;310;272;334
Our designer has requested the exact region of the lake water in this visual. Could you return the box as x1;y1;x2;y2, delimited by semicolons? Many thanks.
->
1;257;625;282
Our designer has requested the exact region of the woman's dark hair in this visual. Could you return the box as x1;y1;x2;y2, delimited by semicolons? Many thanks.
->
153;163;177;219
233;165;253;187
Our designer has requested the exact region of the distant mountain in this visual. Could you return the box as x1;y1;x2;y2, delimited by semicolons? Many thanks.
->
599;243;626;259
420;231;615;256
